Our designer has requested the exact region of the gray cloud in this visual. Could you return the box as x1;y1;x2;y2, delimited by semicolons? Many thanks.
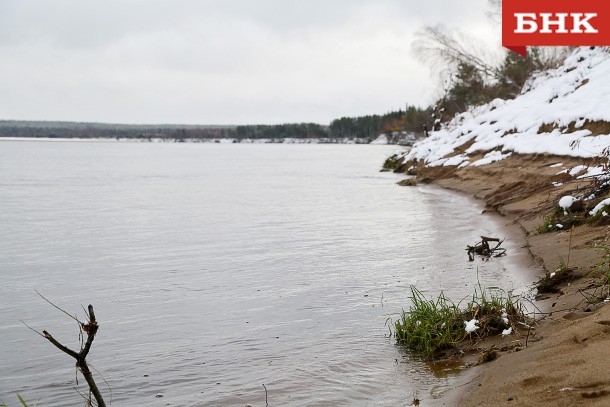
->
0;0;498;124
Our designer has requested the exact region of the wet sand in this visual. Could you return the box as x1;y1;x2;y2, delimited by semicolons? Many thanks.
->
413;153;610;406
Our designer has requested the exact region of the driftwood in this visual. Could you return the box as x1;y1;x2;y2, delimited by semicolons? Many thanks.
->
467;236;506;261
26;293;107;407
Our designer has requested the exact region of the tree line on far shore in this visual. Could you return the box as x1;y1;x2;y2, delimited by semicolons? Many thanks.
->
0;105;432;142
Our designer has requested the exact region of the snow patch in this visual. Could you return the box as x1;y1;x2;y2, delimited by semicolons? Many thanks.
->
559;196;578;209
590;198;610;216
471;150;512;167
465;319;479;333
371;134;389;145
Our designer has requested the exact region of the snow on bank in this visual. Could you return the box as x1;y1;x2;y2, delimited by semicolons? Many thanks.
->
0;137;371;144
559;196;578;210
371;134;389;144
590;198;610;216
402;47;610;168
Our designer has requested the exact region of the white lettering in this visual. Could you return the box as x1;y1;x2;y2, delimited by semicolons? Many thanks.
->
572;13;598;33
540;13;569;33
515;13;538;33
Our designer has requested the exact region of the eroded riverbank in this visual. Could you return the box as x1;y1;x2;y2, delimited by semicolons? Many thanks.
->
405;153;610;406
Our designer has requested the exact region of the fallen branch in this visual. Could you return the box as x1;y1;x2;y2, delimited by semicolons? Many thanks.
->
467;236;506;261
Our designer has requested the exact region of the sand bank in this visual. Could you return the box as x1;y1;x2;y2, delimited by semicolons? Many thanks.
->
414;153;610;406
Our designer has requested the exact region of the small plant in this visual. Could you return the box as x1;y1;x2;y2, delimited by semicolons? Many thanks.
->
584;245;610;302
382;154;401;171
402;159;419;175
1;394;29;407
587;203;610;226
538;214;561;233
536;257;575;294
393;284;529;360
597;247;610;286
538;207;583;234
393;286;463;359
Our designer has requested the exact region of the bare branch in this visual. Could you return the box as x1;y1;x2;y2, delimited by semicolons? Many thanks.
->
20;320;45;338
35;290;81;324
42;330;80;359
413;25;502;81
34;297;107;407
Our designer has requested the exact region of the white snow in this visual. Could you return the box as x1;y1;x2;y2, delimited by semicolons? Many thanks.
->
471;150;512;167
501;309;509;325
501;327;512;336
443;154;469;167
399;48;610;169
559;196;578;209
371;134;389;145
569;165;588;176
590;198;610;216
578;166;606;179
464;319;479;333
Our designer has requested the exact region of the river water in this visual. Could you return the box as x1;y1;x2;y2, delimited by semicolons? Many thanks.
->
0;141;537;406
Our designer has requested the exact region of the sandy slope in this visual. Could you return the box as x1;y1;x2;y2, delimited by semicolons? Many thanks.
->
414;153;610;406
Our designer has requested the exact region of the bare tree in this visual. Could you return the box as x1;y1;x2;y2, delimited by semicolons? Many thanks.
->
413;25;502;82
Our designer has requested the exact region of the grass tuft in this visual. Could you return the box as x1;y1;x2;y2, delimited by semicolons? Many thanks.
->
382;154;401;172
587;204;610;226
393;284;529;360
538;206;583;234
536;258;575;294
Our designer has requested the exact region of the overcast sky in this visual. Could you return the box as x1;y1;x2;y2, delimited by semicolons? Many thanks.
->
0;0;499;125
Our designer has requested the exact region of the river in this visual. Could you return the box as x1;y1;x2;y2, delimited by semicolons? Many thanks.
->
0;141;537;406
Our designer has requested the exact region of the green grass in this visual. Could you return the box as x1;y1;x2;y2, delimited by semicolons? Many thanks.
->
587;204;610;226
540;199;610;233
393;284;528;360
393;286;462;359
382;154;400;171
538;207;583;234
1;394;29;407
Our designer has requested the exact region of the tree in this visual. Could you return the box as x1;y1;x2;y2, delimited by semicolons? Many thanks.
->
413;2;574;127
413;25;502;82
443;62;489;117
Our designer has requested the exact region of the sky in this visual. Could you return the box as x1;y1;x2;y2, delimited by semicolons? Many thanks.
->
0;0;500;125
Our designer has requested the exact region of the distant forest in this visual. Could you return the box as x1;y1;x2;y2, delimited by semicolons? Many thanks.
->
0;104;432;142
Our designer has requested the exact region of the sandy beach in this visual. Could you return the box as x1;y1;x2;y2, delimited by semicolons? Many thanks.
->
413;153;610;406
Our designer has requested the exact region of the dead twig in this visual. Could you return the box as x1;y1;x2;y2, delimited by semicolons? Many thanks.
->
35;297;107;407
35;290;81;324
262;384;268;407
